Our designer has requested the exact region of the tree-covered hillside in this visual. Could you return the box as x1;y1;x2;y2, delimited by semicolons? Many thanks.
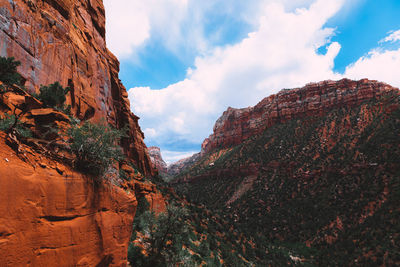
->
173;92;400;266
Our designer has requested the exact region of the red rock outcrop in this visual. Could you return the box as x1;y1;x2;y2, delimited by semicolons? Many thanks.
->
0;85;166;265
148;146;168;174
0;132;136;266
201;79;398;154
0;0;154;175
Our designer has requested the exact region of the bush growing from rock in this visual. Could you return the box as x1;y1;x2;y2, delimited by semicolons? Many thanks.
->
37;82;70;109
128;204;196;267
0;113;32;138
0;56;22;87
68;121;126;177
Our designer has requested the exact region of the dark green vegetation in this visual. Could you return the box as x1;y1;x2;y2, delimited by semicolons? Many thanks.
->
0;56;128;180
36;82;70;110
0;113;32;138
174;93;400;266
128;190;259;266
0;56;22;87
68;121;126;177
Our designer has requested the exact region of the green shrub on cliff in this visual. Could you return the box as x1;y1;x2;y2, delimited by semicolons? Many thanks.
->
68;121;126;177
128;204;195;267
0;113;32;138
0;56;22;87
37;82;70;109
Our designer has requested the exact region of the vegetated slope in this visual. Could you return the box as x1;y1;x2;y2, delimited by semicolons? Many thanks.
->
173;80;400;266
168;152;201;177
130;186;294;266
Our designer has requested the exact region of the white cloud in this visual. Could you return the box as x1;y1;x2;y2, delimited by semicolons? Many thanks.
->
129;0;344;148
104;0;151;57
144;128;157;138
344;29;400;88
104;0;318;59
345;48;400;88
380;30;400;44
104;0;190;58
162;150;198;165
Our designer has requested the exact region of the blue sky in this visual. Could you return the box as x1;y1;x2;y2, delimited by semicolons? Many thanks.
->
104;0;400;163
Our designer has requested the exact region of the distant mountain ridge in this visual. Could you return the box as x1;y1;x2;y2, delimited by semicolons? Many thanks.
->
172;78;400;265
201;78;396;155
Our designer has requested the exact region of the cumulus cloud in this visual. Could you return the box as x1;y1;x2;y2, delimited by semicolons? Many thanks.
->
379;30;400;43
162;150;199;165
345;54;400;88
104;0;190;58
344;29;400;88
129;0;344;149
106;0;400;163
104;0;321;59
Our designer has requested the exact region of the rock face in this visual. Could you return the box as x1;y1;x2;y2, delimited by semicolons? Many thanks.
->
0;132;136;266
148;146;168;174
0;1;164;265
201;79;398;155
167;152;200;177
0;0;154;176
174;80;400;265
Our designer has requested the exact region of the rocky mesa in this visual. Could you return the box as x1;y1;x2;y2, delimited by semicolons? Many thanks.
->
201;78;398;155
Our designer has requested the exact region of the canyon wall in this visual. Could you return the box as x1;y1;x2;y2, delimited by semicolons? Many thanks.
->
0;132;136;266
0;0;154;175
201;79;398;155
0;1;165;266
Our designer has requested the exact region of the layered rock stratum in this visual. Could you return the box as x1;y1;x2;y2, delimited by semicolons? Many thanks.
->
0;0;154;175
173;78;400;265
201;78;397;155
0;0;165;266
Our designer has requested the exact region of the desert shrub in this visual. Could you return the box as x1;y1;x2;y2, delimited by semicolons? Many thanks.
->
37;82;70;108
128;204;197;267
0;56;22;86
0;113;32;138
68;121;125;177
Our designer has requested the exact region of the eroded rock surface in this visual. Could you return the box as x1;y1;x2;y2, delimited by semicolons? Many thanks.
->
202;79;398;155
0;0;154;175
0;132;136;266
148;146;168;175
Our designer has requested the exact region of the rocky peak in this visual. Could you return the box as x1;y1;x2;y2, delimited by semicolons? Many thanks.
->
0;0;154;175
167;152;200;177
201;78;398;155
148;146;168;174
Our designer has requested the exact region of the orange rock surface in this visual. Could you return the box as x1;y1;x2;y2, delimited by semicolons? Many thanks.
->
0;132;137;266
0;0;155;175
201;79;399;154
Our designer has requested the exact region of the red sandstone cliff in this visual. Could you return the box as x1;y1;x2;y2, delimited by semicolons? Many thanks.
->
0;0;154;175
0;131;136;266
0;0;165;265
201;79;398;155
148;146;168;174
